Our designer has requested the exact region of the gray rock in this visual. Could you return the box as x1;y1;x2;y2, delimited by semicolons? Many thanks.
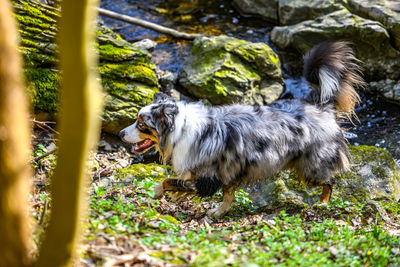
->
271;9;400;80
249;145;400;210
233;0;278;22
159;71;177;91
233;0;345;25
98;140;113;152
369;79;400;104
46;142;56;152
279;0;345;25
348;0;400;50
178;35;284;105
132;39;158;51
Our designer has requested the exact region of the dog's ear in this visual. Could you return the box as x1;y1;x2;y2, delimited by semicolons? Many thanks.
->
153;103;178;133
152;92;174;104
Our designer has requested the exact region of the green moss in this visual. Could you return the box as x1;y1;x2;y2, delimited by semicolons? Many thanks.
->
25;68;60;113
97;43;151;64
269;52;279;65
98;63;158;87
350;145;396;167
13;0;159;134
335;145;399;202
180;35;283;105
116;163;174;181
349;145;399;180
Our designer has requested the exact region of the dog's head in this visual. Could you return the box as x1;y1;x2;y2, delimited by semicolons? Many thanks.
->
119;93;178;154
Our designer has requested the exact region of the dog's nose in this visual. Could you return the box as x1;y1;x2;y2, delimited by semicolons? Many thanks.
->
119;130;126;140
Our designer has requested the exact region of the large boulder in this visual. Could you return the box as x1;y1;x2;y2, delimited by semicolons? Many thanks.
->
13;0;158;134
178;35;284;105
348;0;400;50
250;145;400;210
270;9;400;80
278;0;345;25
369;80;400;104
233;0;278;23
233;0;346;25
97;27;158;134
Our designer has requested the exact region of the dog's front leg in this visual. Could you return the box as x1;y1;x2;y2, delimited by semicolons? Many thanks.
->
207;185;235;218
153;178;196;199
319;184;333;204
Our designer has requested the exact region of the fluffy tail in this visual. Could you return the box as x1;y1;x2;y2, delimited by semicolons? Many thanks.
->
303;41;365;118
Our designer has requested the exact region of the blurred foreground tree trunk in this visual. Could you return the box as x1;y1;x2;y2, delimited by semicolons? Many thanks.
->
0;0;32;266
36;0;103;265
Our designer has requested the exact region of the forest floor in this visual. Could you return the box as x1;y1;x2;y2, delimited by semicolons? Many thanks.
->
31;125;400;266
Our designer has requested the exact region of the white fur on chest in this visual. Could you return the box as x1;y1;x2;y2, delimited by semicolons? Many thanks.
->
170;103;207;174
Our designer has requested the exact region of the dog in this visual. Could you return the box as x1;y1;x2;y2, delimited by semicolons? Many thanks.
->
119;41;364;218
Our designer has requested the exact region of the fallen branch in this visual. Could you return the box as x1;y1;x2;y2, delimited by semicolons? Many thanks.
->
33;148;57;162
32;119;58;134
98;7;202;40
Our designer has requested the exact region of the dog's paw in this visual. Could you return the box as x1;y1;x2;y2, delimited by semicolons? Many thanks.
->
206;206;226;218
153;182;164;199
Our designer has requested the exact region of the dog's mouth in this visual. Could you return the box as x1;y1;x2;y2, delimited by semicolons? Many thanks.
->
133;139;155;154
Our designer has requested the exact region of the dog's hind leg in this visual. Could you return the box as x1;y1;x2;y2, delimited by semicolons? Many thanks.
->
320;184;333;204
207;185;235;218
154;179;196;199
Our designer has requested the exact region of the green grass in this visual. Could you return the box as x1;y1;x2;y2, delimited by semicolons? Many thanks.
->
81;164;400;266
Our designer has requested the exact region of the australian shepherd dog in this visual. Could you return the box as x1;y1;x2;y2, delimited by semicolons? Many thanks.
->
119;42;364;218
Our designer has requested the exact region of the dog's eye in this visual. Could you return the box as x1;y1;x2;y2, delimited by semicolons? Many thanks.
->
137;121;145;129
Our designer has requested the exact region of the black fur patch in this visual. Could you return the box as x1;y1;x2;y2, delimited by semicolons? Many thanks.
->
166;179;195;192
225;123;240;151
288;124;304;137
138;128;152;136
198;119;214;145
295;114;304;121
194;176;222;197
253;136;270;152
166;179;185;188
253;105;264;116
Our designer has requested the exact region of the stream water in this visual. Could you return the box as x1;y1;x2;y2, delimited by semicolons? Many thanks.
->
100;0;400;161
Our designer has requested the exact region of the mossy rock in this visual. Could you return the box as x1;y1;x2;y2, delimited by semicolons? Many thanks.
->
270;9;400;80
249;145;400;210
348;0;400;50
178;35;284;105
116;163;174;182
13;0;158;134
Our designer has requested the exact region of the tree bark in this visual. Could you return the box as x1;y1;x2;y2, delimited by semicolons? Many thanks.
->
0;0;32;266
36;0;103;265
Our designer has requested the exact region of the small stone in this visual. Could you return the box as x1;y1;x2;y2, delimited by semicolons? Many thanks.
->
132;39;157;51
46;142;56;151
159;71;177;91
98;140;113;152
329;246;338;257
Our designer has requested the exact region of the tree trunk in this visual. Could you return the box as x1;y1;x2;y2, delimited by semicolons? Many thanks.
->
35;0;103;265
0;0;32;266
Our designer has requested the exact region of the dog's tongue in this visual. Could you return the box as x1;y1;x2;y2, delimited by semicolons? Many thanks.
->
134;139;153;151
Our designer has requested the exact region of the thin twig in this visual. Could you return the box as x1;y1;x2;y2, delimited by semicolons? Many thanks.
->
32;119;59;134
33;148;57;162
39;199;49;226
98;7;202;40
